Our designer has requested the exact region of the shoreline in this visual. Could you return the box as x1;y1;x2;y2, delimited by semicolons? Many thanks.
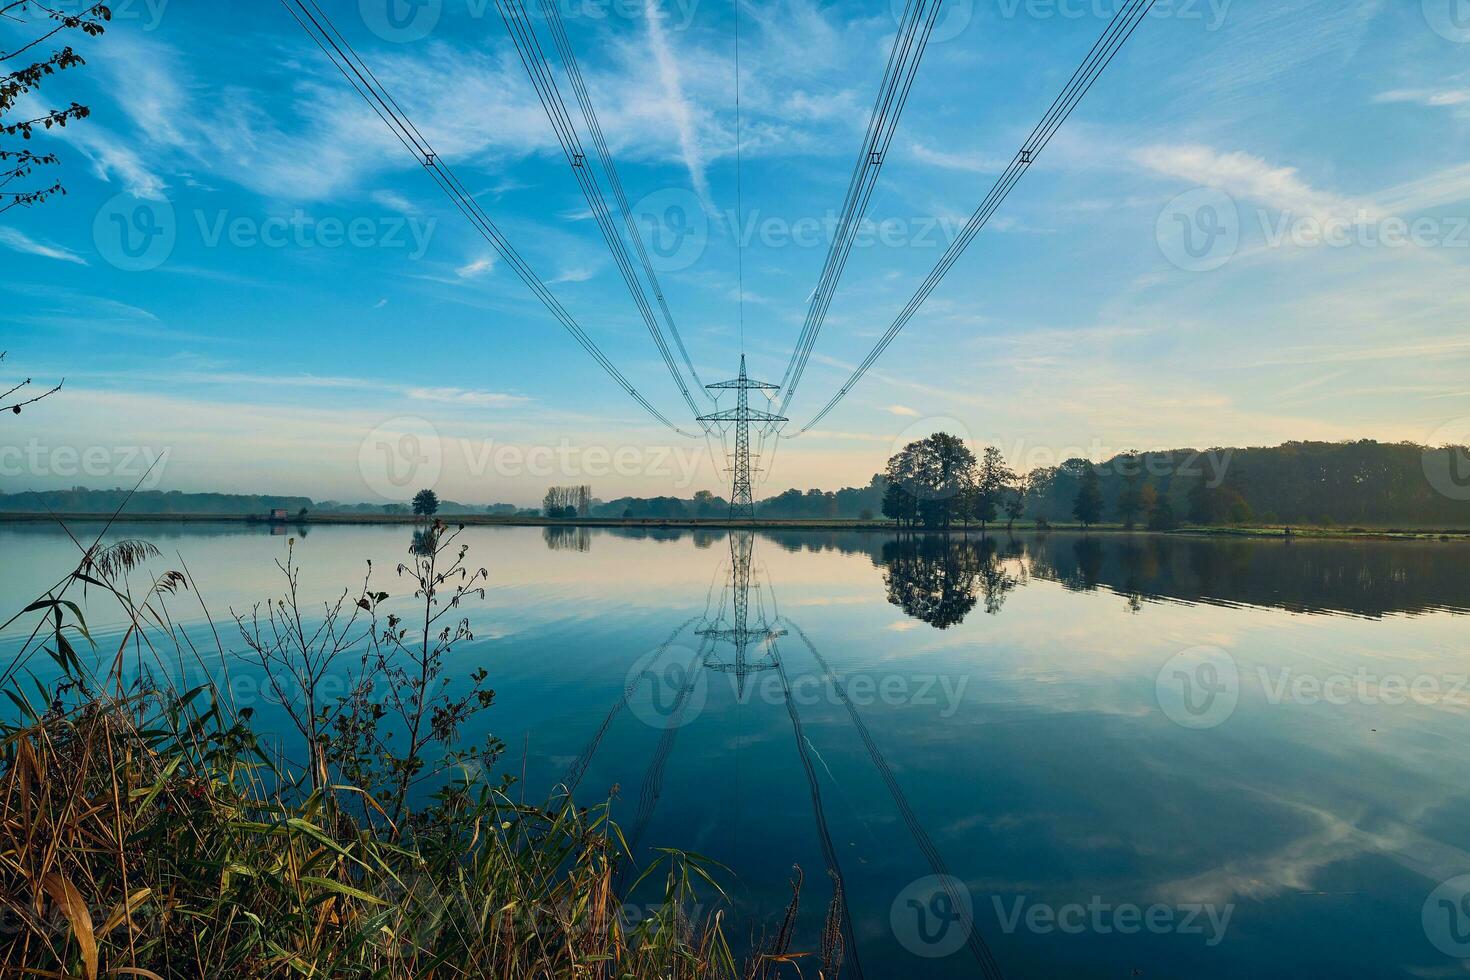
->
1;512;1467;540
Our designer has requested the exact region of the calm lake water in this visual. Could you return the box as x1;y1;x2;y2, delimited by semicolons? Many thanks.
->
3;522;1470;978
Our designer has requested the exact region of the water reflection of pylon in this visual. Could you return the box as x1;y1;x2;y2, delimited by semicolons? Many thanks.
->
562;532;1005;980
697;530;784;697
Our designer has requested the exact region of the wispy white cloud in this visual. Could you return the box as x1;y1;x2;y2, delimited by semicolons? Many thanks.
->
908;141;1005;174
550;265;597;284
405;387;530;407
641;0;714;212
1131;143;1360;220
1374;88;1470;109
58;126;168;199
885;404;921;417
456;256;496;279
66;365;534;411
1372;162;1470;214
371;189;417;213
0;227;88;265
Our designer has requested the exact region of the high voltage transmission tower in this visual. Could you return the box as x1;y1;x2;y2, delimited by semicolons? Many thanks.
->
698;357;786;519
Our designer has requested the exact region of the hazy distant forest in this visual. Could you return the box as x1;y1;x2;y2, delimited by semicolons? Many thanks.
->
5;440;1468;527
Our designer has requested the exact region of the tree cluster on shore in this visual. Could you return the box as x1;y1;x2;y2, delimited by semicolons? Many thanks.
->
881;435;1027;532
880;438;1470;531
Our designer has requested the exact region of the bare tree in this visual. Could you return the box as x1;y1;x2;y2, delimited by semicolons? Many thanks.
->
233;542;379;791
329;522;501;833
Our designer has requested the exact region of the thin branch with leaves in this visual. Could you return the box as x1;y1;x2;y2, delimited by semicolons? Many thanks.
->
0;2;109;213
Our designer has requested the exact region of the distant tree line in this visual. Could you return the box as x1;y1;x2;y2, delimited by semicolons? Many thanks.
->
0;489;317;515
0;489;539;517
1023;441;1470;528
6;439;1464;527
875;437;1470;532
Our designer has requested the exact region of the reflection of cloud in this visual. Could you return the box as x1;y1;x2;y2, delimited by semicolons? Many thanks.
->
1153;788;1470;909
1153;797;1366;906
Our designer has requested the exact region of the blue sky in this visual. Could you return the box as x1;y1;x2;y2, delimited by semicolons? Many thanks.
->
4;0;1470;505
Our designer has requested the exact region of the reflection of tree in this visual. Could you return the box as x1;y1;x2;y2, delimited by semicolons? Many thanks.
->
1071;537;1104;591
410;527;438;556
1116;540;1163;613
879;536;1020;628
977;540;1021;615
767;528;1469;619
542;526;591;553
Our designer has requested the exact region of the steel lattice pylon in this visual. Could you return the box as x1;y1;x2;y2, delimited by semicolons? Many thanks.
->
699;356;786;519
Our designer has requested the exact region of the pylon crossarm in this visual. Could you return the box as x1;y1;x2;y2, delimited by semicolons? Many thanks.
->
697;408;788;423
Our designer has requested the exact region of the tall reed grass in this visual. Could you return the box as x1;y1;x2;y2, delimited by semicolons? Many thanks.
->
0;525;834;978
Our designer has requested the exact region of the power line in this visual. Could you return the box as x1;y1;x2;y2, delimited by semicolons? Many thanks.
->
537;0;708;394
774;651;866;980
733;0;747;354
279;0;698;437
789;0;1159;435
777;0;944;417
784;617;1005;979
496;0;705;420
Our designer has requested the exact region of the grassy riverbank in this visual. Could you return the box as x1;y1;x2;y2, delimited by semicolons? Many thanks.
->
0;524;833;978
